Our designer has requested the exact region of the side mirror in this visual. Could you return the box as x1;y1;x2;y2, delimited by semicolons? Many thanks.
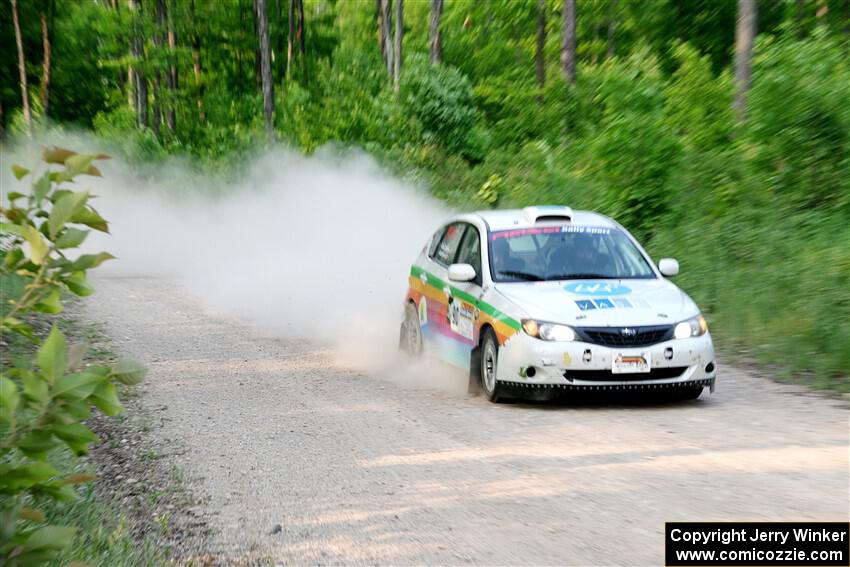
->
448;263;476;282
658;258;680;277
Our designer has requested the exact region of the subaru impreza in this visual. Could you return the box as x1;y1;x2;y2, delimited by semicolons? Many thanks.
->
399;206;716;402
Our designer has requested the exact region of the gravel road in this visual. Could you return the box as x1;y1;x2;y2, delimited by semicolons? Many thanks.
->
81;276;849;566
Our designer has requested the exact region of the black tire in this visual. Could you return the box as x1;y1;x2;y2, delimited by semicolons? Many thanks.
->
479;328;505;403
399;302;423;357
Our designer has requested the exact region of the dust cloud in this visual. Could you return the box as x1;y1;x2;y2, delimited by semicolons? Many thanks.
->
3;136;456;380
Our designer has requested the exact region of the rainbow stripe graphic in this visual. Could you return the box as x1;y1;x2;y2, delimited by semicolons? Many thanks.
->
407;265;521;368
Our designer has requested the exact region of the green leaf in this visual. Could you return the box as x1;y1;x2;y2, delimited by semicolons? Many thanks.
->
63;272;95;297
37;326;67;383
55;227;89;249
52;422;98;454
1;461;60;487
48;191;89;239
0;222;25;236
69;206;109;233
53;371;105;400
1;316;36;341
18;430;57;457
6;191;26;202
43;146;77;164
0;376;19;424
91;382;122;416
64;154;97;178
21;371;49;404
67;252;115;271
110;359;147;385
33;171;52;203
34;289;64;314
22;223;49;264
22;525;77;552
12;164;30;180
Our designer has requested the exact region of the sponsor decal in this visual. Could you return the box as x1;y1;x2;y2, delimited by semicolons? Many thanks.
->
491;226;611;240
448;296;475;340
418;297;428;325
612;297;633;308
564;281;631;296
575;299;596;311
593;298;615;309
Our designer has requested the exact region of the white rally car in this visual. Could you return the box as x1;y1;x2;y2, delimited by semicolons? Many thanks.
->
400;206;716;402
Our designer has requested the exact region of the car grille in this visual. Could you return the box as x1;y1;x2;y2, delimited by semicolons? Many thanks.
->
575;325;674;347
564;367;688;381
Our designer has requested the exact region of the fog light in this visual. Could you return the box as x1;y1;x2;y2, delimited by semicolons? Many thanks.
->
664;347;673;360
526;367;537;378
705;362;715;374
582;349;592;363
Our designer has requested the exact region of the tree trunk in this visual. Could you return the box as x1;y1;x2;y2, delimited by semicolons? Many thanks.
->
733;0;757;121
129;0;148;128
256;0;275;139
376;0;385;61
254;0;261;92
429;0;443;64
560;0;576;84
606;0;617;59
296;0;305;81
40;0;53;119
393;0;403;93
535;0;546;91
152;0;167;137
381;0;393;78
190;0;204;121
10;0;32;138
287;0;294;77
166;0;176;131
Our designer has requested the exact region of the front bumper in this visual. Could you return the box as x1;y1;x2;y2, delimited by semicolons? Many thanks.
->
496;331;717;391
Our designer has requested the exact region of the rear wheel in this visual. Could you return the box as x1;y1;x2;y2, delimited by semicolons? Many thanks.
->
480;328;504;403
399;302;423;357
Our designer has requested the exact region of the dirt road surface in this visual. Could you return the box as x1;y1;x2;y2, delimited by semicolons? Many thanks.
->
82;276;849;565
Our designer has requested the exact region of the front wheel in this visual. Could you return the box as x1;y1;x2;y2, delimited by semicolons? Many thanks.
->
399;302;423;357
480;329;505;403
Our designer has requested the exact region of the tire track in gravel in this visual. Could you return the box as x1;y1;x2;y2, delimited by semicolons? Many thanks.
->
81;276;849;565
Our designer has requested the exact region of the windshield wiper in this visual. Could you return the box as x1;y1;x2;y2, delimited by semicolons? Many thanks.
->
497;270;545;281
547;273;616;280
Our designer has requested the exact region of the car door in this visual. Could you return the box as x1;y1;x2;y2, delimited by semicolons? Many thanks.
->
448;224;485;357
416;222;467;363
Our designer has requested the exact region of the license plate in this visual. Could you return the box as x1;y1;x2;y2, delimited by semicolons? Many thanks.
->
612;352;651;374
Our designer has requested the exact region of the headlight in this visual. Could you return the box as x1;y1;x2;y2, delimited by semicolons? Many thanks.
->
673;314;708;339
522;319;576;341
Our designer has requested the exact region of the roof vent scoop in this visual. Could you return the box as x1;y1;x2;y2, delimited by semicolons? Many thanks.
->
523;205;573;224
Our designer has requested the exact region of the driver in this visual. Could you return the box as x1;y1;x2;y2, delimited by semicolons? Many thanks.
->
548;233;599;276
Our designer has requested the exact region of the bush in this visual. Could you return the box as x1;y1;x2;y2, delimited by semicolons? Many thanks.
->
1;148;146;565
400;54;478;156
746;31;850;209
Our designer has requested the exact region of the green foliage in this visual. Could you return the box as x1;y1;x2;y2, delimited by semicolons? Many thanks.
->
0;149;147;565
746;31;850;209
1;0;847;387
400;54;478;156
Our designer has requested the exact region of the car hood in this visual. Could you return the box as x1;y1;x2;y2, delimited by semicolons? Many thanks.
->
494;278;699;327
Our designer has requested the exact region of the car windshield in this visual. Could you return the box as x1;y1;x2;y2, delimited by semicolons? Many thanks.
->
488;226;656;282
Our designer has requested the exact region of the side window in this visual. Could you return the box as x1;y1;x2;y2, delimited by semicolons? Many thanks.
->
427;226;447;258
433;223;466;265
455;225;482;283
